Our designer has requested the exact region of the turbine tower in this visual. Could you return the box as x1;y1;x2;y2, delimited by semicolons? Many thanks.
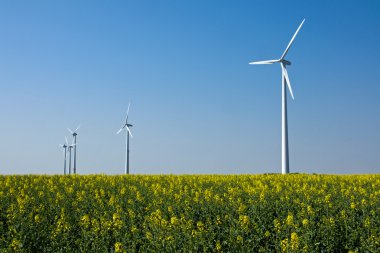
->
117;102;133;174
249;19;305;174
67;140;75;175
68;125;80;174
60;137;68;175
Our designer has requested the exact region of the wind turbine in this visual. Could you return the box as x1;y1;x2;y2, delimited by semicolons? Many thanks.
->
60;137;68;175
117;102;133;174
249;19;305;174
68;125;80;174
67;139;76;175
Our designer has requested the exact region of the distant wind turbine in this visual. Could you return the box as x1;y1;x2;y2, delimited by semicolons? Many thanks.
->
117;102;133;174
60;137;68;175
67;139;76;175
68;125;80;174
249;19;305;174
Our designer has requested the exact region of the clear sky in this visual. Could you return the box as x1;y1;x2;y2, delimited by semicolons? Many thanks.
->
1;1;379;175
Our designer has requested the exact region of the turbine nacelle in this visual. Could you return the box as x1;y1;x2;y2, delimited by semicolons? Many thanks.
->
60;137;68;149
248;59;291;66
68;125;80;136
117;102;133;138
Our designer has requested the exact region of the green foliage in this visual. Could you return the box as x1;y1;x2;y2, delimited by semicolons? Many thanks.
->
0;174;379;252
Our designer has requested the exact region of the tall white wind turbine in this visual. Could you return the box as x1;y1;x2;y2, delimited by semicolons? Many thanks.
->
68;125;80;174
60;137;68;175
117;102;133;174
67;139;76;175
249;19;305;174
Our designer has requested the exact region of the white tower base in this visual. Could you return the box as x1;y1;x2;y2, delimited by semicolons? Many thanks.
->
282;75;289;174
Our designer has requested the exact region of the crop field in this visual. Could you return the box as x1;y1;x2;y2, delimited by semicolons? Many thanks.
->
0;174;379;252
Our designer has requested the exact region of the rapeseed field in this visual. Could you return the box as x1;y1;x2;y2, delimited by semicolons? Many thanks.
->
0;174;379;252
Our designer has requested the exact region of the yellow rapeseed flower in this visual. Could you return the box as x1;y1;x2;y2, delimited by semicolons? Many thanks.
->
281;238;288;252
290;232;299;250
307;205;314;215
145;231;153;240
286;213;294;226
81;214;90;226
237;235;243;244
170;216;178;225
239;215;249;226
11;238;22;251
364;217;371;228
274;218;281;232
114;242;123;253
215;240;222;251
197;221;204;231
131;225;138;233
34;214;41;223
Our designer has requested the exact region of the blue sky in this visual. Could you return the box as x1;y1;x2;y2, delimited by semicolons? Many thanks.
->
0;1;379;174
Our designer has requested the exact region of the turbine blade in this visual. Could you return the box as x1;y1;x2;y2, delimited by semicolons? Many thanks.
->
126;126;133;138
281;19;305;60
116;127;124;135
126;102;131;122
281;64;294;99
75;125;81;132
249;59;279;65
68;128;73;134
65;137;68;145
